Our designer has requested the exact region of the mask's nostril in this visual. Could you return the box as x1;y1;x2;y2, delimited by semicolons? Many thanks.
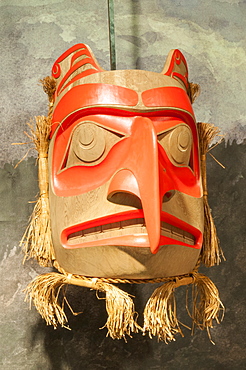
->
163;190;175;203
107;169;141;207
107;191;142;209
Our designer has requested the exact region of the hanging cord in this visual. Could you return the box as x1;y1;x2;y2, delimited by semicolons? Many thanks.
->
108;0;116;70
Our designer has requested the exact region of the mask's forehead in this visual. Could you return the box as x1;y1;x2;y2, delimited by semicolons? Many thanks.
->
52;68;190;116
57;69;187;96
50;44;195;137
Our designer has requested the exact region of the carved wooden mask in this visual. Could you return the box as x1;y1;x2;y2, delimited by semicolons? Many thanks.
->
48;44;204;278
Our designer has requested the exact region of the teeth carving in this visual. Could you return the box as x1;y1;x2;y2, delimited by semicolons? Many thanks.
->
161;222;194;245
67;218;195;246
68;218;146;245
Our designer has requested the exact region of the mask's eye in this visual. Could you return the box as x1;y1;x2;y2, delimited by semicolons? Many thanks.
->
158;124;192;167
65;121;123;168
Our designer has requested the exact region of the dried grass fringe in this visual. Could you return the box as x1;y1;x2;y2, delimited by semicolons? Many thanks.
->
20;116;54;266
143;273;224;343
25;271;139;340
143;280;184;343
40;76;56;103
188;82;201;103
187;273;224;344
197;122;225;267
25;272;69;328
98;282;140;340
25;270;224;342
21;76;56;266
39;76;56;119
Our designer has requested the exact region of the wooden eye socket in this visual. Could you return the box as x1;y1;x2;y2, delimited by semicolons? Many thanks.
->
65;121;124;168
158;124;192;166
71;123;106;163
169;125;192;165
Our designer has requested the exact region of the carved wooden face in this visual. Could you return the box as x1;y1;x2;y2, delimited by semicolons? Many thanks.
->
48;45;204;278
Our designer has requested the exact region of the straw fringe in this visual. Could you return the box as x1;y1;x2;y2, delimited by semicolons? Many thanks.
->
20;116;54;266
25;272;69;328
21;197;54;266
143;276;193;342
21;77;56;265
39;76;56;103
98;282;140;340
187;273;225;344
39;76;56;121
25;270;139;340
188;82;201;103
143;280;184;343
26;270;223;342
143;273;224;343
197;122;225;266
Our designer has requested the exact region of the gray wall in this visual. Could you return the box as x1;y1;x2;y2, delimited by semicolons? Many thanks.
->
0;0;245;369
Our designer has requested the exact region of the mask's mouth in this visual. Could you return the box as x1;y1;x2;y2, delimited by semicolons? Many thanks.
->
63;211;196;249
67;217;146;245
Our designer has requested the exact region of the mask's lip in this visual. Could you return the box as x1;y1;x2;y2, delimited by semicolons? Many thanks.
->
61;210;202;252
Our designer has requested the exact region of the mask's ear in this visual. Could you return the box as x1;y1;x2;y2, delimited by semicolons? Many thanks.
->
52;44;104;96
161;49;189;92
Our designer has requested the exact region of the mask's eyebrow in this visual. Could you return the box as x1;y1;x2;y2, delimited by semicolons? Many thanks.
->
142;86;194;115
51;84;139;137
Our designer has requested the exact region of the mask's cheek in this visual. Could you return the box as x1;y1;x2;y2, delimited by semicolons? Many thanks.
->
162;191;204;235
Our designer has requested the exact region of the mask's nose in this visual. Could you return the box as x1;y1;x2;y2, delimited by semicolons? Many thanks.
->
107;117;161;254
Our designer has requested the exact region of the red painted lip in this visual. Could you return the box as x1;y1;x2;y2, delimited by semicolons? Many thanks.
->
61;210;202;253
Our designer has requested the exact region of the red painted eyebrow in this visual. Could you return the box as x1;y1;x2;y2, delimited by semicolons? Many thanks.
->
142;87;193;114
51;84;139;136
51;84;194;137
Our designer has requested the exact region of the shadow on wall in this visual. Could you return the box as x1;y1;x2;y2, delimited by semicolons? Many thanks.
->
26;282;208;370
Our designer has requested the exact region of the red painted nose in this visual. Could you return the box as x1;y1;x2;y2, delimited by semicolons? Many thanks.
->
107;117;161;254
